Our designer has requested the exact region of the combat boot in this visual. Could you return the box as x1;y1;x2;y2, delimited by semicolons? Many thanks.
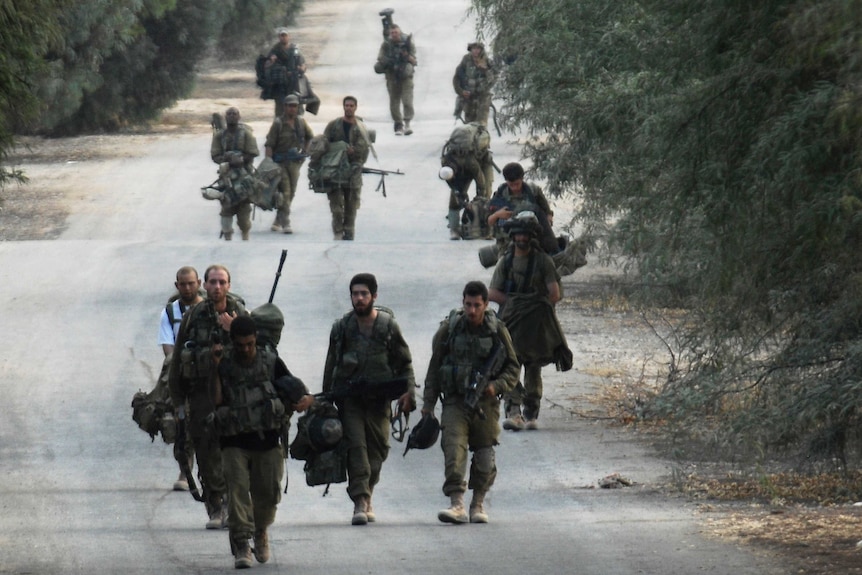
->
394;122;404;136
234;540;253;569
223;232;233;241
365;496;376;523
206;501;228;530
173;471;189;492
438;493;468;524
253;529;270;563
241;229;249;241
351;495;369;525
502;406;526;431
469;490;489;523
403;120;413;135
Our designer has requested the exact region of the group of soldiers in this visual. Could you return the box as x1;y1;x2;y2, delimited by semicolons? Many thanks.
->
155;246;569;568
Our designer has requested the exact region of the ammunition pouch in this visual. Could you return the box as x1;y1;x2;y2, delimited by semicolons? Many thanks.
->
179;344;213;379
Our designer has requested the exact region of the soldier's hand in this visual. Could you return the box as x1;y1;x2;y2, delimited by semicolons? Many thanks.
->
397;392;416;414
293;394;314;413
483;383;496;397
212;343;224;362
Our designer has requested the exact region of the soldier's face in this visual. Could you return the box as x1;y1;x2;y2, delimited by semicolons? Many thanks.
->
205;269;230;303
351;285;376;316
343;100;357;118
513;233;531;251
225;108;240;127
279;33;289;46
285;103;299;118
390;28;401;42
232;334;257;363
463;295;488;327
506;178;523;194
175;272;201;304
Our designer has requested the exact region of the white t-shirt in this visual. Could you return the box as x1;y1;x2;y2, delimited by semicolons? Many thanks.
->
158;300;187;346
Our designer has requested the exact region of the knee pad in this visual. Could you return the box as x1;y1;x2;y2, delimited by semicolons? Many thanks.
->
472;447;495;474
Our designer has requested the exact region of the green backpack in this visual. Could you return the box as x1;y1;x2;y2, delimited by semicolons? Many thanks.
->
308;140;352;192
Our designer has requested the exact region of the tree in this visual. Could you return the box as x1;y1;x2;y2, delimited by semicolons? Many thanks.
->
0;0;65;187
472;0;862;465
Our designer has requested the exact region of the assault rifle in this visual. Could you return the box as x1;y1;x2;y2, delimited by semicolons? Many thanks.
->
362;167;404;197
175;417;205;502
269;249;287;303
325;376;409;402
465;341;508;420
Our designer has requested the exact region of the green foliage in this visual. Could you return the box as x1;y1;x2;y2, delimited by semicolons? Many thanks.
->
473;0;862;466
0;0;65;187
217;0;305;59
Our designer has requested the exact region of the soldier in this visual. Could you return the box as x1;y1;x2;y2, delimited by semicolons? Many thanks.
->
211;315;313;568
488;214;571;431
169;264;247;529
322;273;416;525
266;28;307;118
322;96;371;241
486;162;558;255
374;24;417;135
211;107;259;241
264;94;314;234
453;42;496;126
157;266;203;491
422;281;519;524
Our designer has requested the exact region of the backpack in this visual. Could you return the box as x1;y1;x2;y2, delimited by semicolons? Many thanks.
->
249;157;282;211
131;356;177;444
443;122;490;161
308;140;352;192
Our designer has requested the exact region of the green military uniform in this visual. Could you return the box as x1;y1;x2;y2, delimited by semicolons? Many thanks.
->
489;181;558;254
215;345;294;562
322;308;416;507
264;115;314;231
376;33;416;132
489;248;564;422
267;42;306;117
168;295;247;521
422;309;519;497
453;50;496;126
211;124;259;240
322;118;371;240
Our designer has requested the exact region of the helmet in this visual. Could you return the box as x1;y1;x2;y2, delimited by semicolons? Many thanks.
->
307;413;343;451
504;210;539;237
284;94;300;105
403;412;440;456
438;166;455;181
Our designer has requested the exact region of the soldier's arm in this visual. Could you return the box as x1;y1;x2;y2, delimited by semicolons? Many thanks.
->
211;132;225;164
421;323;449;414
302;120;314;153
388;320;416;393
491;326;521;396
242;127;260;163
321;323;339;394
168;311;193;410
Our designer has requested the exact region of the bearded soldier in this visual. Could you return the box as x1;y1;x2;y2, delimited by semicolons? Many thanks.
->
169;264;247;529
453;42;496;126
422;281;519;524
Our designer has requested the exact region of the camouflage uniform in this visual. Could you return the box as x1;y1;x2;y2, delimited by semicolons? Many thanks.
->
322;117;371;240
453;47;496;126
215;345;296;563
322;309;416;512
489;181;558;254
211;124;259;240
376;32;416;132
422;310;519;499
264;115;314;231
267;42;306;118
168;295;248;522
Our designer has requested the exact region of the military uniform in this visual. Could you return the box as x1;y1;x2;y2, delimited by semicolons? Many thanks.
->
267;42;306;117
453;49;496;126
489;181;558;254
168;295;247;526
489;247;564;424
211;124;259;240
375;33;416;133
322;117;371;240
214;345;300;567
264;114;314;232
422;309;519;521
322;308;416;519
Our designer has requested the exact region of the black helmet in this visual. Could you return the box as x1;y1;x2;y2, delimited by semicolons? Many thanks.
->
307;413;343;452
403;412;440;456
503;210;540;237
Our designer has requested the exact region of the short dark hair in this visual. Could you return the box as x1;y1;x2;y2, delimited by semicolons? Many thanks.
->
502;162;525;182
230;315;257;339
350;273;378;295
463;280;489;302
343;95;358;106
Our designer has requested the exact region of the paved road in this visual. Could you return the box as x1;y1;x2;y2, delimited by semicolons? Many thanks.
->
0;1;785;573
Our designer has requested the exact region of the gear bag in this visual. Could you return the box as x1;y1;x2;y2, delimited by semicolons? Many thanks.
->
443;122;490;161
308;140;352;192
249;157;282;211
131;356;177;444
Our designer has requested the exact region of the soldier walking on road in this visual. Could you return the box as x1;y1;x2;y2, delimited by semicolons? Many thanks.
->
322;273;416;525
169;264;247;529
266;28;308;118
422;281;519;524
321;96;371;241
453;42;495;126
211;107;259;241
211;315;313;569
157;266;203;491
375;24;417;136
488;215;572;431
265;94;314;234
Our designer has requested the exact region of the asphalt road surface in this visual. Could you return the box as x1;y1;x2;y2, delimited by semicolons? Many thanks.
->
0;1;786;573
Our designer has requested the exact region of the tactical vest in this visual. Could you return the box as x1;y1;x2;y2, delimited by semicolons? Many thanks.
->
331;308;396;393
178;295;246;381
217;347;284;437
439;310;500;396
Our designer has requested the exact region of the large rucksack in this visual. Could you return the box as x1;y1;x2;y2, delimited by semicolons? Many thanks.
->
443;122;490;161
307;139;352;192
